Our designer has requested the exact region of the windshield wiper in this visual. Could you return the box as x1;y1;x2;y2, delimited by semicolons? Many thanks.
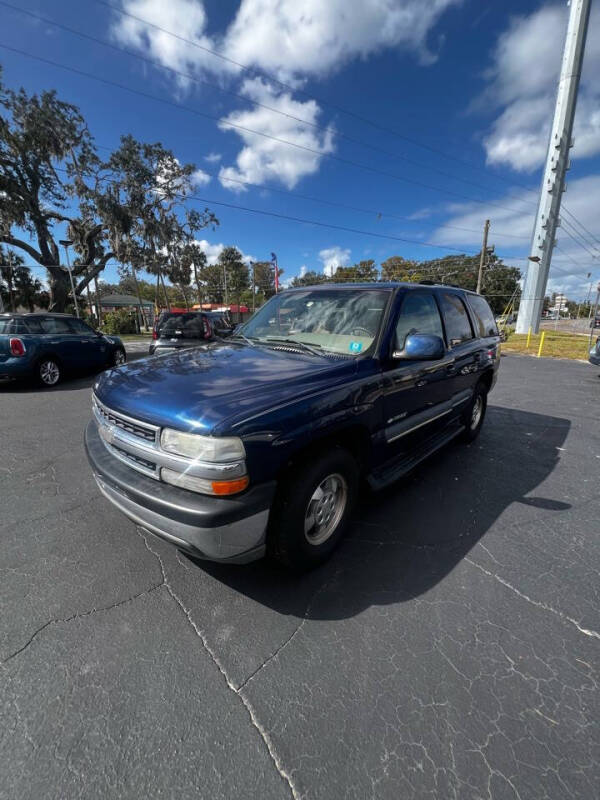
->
263;337;325;357
231;332;256;347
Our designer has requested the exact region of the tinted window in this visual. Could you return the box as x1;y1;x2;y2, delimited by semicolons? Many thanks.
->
467;295;498;338
38;317;71;334
68;318;95;335
395;293;443;350
0;318;28;334
161;313;208;339
439;293;474;345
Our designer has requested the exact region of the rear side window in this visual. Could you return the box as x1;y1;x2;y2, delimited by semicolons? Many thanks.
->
395;293;444;350
467;295;498;338
439;293;474;346
38;317;71;333
0;318;28;333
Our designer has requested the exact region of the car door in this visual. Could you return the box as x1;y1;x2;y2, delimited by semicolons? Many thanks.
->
437;291;480;404
67;318;106;367
382;291;456;458
37;316;79;366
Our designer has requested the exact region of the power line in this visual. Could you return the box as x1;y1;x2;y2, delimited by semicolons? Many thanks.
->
1;42;543;217
58;0;600;245
50;158;531;243
0;0;538;205
560;218;600;259
561;207;600;252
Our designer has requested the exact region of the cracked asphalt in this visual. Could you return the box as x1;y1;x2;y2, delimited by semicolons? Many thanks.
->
1;354;599;800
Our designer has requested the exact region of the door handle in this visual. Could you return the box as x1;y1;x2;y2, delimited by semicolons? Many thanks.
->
416;379;427;388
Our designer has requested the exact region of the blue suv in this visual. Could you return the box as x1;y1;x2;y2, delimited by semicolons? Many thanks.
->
85;283;499;570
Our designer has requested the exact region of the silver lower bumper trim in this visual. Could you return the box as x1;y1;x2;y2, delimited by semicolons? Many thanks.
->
94;474;268;563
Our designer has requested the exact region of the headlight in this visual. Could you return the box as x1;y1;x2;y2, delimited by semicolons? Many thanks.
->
160;428;245;462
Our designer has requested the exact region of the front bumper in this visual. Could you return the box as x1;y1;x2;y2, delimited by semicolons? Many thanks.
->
589;349;600;366
85;420;276;563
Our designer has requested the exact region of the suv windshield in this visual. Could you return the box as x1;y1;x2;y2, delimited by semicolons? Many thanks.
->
240;288;391;356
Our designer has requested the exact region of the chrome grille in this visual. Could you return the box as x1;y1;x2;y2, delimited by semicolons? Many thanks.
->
93;397;157;443
111;443;157;473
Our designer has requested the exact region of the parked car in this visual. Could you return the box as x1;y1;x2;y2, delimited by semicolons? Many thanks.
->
0;313;126;387
148;311;214;355
85;283;500;571
589;336;600;366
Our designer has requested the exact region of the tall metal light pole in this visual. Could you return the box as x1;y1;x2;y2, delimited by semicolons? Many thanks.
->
588;282;600;350
516;0;591;334
59;239;80;318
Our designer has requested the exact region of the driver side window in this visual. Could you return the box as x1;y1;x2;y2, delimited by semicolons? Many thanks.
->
395;292;444;351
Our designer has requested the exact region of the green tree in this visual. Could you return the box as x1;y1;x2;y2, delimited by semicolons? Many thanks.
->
0;72;116;310
332;259;378;282
91;135;218;318
290;270;328;287
380;256;421;281
217;246;249;308
253;260;276;298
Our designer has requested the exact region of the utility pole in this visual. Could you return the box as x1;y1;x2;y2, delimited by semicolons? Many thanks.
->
476;219;490;294
516;0;591;334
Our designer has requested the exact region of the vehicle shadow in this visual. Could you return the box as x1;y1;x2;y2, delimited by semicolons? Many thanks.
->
186;405;571;620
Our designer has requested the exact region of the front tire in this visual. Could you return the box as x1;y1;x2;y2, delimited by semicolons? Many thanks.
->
268;448;359;571
461;382;488;442
38;358;61;387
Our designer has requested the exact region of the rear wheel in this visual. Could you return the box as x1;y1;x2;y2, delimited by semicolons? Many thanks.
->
268;448;359;571
461;382;488;442
38;358;61;387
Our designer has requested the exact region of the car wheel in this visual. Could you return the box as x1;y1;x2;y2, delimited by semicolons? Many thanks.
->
461;382;488;442
38;358;61;387
112;348;126;366
268;447;359;571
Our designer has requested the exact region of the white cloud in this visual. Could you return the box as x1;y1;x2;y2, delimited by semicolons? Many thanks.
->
195;240;255;265
299;265;307;278
110;1;461;188
429;174;600;299
111;0;228;89
319;246;351;277
192;168;211;186
222;0;461;79
482;3;600;172
204;152;222;163
112;0;460;82
218;78;335;190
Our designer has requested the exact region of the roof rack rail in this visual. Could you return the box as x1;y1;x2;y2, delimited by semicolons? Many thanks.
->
418;280;436;285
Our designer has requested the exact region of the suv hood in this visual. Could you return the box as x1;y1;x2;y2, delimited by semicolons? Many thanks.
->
93;341;358;434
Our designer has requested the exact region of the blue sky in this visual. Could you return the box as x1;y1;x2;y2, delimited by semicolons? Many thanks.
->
2;0;599;298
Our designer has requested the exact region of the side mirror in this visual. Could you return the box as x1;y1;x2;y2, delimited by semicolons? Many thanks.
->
393;333;445;361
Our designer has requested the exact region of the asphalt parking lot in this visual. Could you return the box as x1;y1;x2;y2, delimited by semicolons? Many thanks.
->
1;354;598;800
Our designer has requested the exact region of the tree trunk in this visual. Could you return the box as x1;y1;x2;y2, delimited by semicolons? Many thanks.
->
193;263;202;308
130;265;148;329
47;270;70;312
159;270;171;311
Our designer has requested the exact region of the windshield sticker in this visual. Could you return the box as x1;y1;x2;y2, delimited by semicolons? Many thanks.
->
349;341;363;353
